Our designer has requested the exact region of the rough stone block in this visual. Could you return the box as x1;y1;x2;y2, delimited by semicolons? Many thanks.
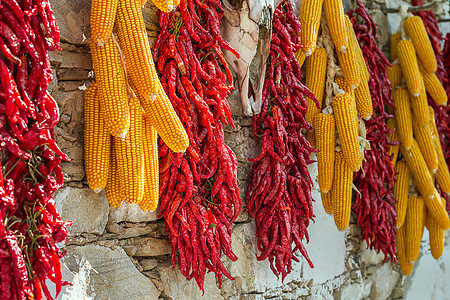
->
63;245;160;299
55;187;109;235
159;264;223;299
109;202;158;223
133;237;171;257
49;0;91;45
370;263;400;300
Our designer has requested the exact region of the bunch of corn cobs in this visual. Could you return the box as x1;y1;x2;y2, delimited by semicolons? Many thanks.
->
85;0;189;212
298;0;377;233
387;12;450;275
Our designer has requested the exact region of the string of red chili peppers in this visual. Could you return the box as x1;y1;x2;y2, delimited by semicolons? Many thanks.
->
154;0;241;292
412;0;450;210
349;0;398;261
0;0;72;299
246;0;318;281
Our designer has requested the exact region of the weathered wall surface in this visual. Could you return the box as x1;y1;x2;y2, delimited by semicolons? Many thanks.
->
47;0;450;299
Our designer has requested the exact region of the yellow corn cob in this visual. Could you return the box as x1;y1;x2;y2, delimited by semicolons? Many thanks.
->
387;118;400;167
115;0;158;102
114;96;145;204
323;0;348;52
393;161;410;228
405;16;437;73
315;113;336;193
427;197;445;259
117;2;188;152
151;0;173;12
390;32;402;62
433;132;450;194
397;224;413;275
141;85;189;153
90;0;119;46
106;143;123;207
421;70;448;106
334;76;353;95
386;64;402;89
321;191;333;215
427;109;444;193
405;195;425;261
295;50;306;68
428;106;436;134
354;78;373;120
336;38;361;89
90;36;130;138
300;0;324;55
344;15;369;82
140;118;159;212
141;0;147;5
331;151;353;231
332;92;361;171
397;40;422;96
305;48;328;133
393;88;413;150
401;140;450;229
409;77;430;128
413;121;438;174
84;82;111;191
173;0;180;7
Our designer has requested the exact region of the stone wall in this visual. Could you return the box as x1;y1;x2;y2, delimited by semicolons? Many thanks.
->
47;0;450;299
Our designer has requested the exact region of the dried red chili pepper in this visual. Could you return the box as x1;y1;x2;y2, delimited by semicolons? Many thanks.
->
246;0;317;280
349;0;397;261
156;0;240;291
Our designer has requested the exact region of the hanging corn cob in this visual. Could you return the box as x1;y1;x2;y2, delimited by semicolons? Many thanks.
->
390;32;402;62
315;113;336;194
413;121;438;174
396;40;422;97
83;82;111;191
300;0;324;55
427;198;445;260
393;88;413;150
393;161;410;228
140;118;159;212
331;151;353;231
90;0;120;46
397;225;413;275
323;0;348;52
305;48;328;145
404;16;437;73
90;35;130;138
344;15;369;82
420;70;448;106
405;195;425;261
113;97;146;204
332;92;361;172
386;64;402;90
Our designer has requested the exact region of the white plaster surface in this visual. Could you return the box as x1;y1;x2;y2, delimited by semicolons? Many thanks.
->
404;232;450;300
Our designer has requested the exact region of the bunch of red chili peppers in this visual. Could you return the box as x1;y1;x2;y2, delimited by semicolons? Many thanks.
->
154;0;240;292
349;0;398;261
0;0;71;299
246;0;317;280
412;0;450;210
